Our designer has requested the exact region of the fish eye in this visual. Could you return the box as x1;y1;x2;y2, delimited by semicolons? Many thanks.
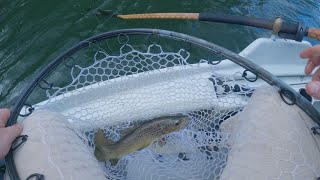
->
175;121;180;126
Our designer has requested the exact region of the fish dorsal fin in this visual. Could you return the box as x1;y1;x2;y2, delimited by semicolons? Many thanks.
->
94;130;116;146
119;126;138;138
119;120;155;139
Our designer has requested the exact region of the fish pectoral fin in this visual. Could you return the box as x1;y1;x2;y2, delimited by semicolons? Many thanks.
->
151;137;167;147
105;139;116;146
157;140;167;147
110;159;119;166
94;129;116;146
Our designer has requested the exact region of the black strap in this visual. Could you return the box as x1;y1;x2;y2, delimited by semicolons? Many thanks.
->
11;135;28;151
242;70;258;82
18;104;34;117
26;173;45;180
311;126;320;135
279;89;296;106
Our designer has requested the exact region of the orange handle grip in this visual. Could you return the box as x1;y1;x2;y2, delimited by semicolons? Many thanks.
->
308;28;320;41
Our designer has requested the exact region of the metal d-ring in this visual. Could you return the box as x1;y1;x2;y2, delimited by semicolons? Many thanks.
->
64;56;76;68
207;52;222;65
88;40;108;55
242;69;258;82
88;39;98;47
26;173;45;180
38;79;53;90
18;104;34;117
279;89;296;106
11;135;28;151
311;126;320;135
117;33;129;45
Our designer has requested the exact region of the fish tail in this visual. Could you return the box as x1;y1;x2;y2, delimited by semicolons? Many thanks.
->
94;146;105;161
94;130;107;145
94;130;114;161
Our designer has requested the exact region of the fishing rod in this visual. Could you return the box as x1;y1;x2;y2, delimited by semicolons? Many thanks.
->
116;12;320;42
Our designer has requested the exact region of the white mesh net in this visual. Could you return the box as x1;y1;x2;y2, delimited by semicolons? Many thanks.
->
16;33;316;180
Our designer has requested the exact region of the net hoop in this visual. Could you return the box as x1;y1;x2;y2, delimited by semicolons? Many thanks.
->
5;28;320;180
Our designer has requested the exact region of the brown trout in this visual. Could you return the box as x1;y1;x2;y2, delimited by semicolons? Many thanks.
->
94;115;190;163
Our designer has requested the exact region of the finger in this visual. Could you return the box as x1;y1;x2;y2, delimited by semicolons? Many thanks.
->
306;81;320;99
305;56;320;75
0;109;11;128
312;67;320;81
5;124;23;145
300;44;320;59
305;60;315;75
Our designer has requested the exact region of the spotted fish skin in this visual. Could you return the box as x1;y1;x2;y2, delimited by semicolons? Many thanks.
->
94;115;190;162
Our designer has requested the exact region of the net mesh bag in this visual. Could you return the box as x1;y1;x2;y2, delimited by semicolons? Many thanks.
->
5;29;320;180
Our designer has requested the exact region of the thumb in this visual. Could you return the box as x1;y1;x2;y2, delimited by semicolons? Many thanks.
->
5;124;23;145
306;81;320;99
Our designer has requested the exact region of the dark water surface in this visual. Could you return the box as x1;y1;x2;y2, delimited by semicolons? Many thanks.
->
0;0;319;107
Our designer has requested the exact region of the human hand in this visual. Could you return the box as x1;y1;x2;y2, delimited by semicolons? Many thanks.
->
0;109;23;159
300;44;320;99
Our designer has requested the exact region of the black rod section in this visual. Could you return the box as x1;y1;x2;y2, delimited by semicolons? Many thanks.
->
199;12;299;35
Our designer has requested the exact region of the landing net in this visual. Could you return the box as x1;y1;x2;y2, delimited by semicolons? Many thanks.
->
6;29;320;180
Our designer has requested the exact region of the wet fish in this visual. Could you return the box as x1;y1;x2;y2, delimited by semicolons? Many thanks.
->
94;115;190;163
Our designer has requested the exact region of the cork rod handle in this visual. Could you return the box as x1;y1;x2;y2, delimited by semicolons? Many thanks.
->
308;28;320;41
117;13;199;20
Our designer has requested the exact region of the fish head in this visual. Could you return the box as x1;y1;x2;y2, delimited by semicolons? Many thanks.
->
161;115;190;134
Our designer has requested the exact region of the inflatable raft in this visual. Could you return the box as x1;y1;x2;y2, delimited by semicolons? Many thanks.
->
4;29;320;180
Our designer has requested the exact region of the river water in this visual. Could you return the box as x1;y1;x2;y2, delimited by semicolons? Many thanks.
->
0;0;319;107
